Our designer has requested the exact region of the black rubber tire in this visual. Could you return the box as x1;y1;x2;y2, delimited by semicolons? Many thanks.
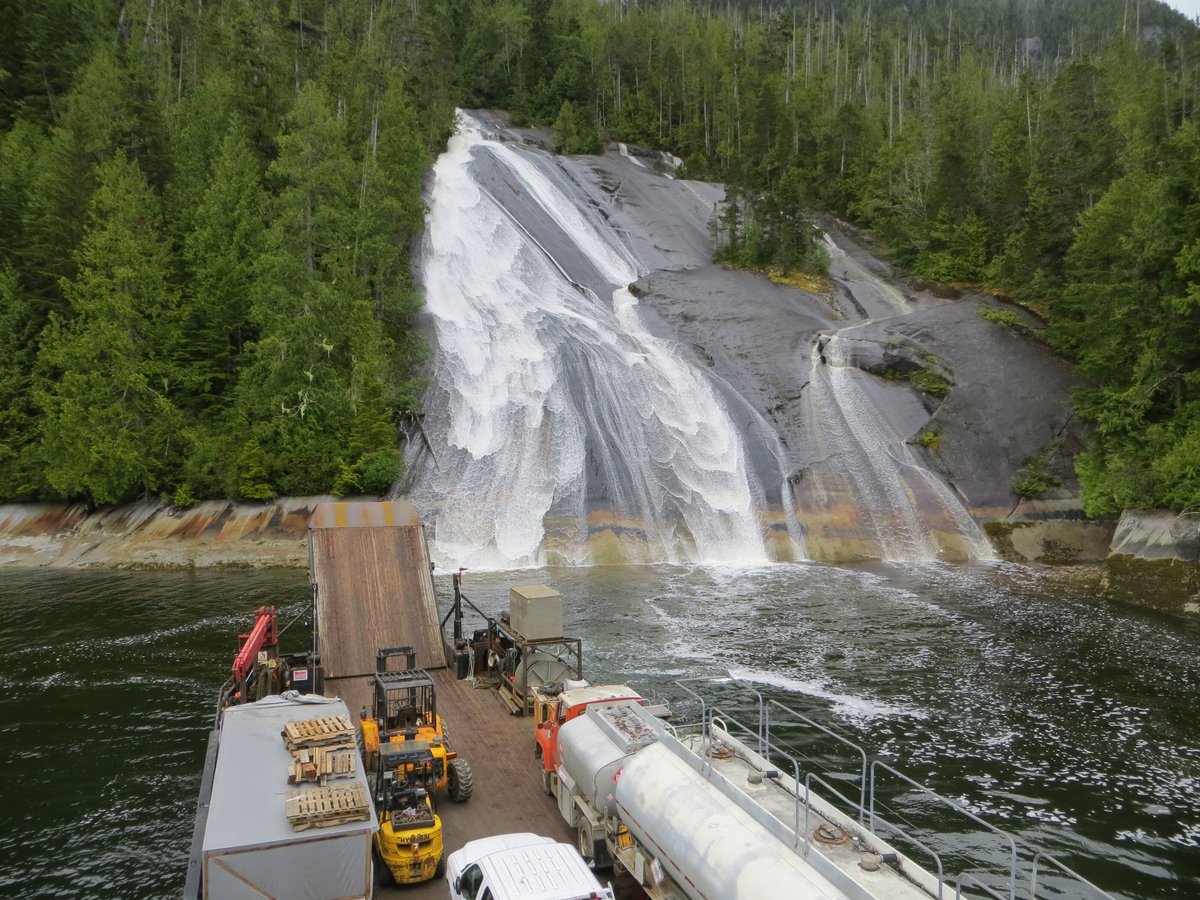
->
447;759;474;803
374;848;394;887
435;855;446;879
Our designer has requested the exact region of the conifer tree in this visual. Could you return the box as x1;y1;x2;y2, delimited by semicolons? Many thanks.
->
0;268;42;498
237;82;362;495
182;123;268;406
21;45;140;301
36;153;183;505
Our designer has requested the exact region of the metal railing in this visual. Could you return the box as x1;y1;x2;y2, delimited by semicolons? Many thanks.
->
870;759;1018;899
1030;852;1114;899
673;676;1116;900
769;698;870;820
948;873;1011;900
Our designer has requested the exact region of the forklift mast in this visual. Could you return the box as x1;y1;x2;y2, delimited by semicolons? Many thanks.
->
372;645;437;732
376;646;417;673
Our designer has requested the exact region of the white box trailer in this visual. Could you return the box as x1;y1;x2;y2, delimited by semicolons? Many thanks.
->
200;696;375;900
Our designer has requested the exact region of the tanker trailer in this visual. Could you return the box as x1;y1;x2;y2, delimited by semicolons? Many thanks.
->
560;702;940;900
613;739;857;899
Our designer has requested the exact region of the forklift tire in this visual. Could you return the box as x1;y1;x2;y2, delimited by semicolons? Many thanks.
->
435;856;446;879
374;849;394;887
447;759;474;803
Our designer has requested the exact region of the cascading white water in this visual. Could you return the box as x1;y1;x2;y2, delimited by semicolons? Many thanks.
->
806;333;995;561
823;233;909;316
410;114;785;569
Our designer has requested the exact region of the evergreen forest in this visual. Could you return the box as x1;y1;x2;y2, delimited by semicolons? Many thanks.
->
1;0;1198;516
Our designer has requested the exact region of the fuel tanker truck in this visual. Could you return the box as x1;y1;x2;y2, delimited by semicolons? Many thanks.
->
552;699;1114;900
551;701;958;900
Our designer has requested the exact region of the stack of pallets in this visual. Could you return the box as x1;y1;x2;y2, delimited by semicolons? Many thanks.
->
284;783;371;832
281;714;356;751
281;714;367;830
287;742;358;785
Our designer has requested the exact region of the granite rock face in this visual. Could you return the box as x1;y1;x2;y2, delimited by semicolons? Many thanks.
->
634;218;1096;562
0;498;323;568
1098;511;1200;615
1110;509;1200;562
406;117;1109;564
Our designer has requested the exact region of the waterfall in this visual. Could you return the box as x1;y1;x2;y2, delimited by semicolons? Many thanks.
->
802;333;995;562
822;233;909;317
409;114;792;569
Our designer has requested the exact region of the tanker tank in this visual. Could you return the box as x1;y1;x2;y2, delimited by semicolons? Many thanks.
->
557;701;661;818
613;739;848;900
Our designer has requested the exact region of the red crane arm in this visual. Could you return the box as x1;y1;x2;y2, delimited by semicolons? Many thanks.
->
232;606;278;682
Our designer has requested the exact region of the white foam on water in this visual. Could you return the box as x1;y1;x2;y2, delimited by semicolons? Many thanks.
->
729;666;928;722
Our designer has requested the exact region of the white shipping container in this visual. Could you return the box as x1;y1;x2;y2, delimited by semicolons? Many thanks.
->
200;696;375;900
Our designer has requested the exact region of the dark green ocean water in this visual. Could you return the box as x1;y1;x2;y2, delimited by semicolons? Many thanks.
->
1;563;1197;898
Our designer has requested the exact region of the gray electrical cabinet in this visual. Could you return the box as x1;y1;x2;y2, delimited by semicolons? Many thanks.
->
509;584;563;640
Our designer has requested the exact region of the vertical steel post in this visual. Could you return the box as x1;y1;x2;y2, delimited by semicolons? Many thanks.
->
451;568;465;643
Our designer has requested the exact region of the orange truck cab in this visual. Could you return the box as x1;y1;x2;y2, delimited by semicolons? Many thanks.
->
533;683;644;777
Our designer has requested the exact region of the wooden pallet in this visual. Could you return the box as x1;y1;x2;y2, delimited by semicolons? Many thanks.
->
288;741;358;785
284;783;370;832
496;680;532;716
281;715;356;751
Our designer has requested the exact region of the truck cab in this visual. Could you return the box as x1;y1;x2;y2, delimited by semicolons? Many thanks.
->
446;833;614;900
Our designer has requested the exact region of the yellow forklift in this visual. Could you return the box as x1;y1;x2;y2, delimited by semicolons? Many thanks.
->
369;741;444;885
362;646;474;802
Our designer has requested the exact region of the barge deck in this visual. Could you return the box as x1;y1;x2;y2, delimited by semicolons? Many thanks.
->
307;501;574;897
394;672;575;897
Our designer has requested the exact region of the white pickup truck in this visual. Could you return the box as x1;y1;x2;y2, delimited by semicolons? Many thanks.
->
445;833;615;900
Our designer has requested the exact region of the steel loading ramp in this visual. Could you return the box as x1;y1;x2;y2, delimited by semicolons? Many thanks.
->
308;501;445;720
